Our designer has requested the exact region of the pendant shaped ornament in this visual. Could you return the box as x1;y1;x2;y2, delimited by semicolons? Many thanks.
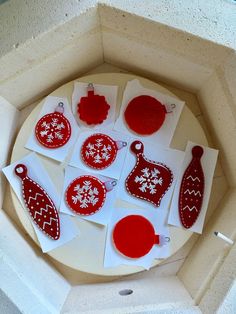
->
179;146;205;229
81;133;127;170
113;215;169;258
35;102;71;149
124;95;172;135
77;83;110;125
126;141;173;206
65;175;116;215
15;164;60;240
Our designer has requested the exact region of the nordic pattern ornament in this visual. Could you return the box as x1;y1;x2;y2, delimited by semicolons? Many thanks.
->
15;164;60;240
65;175;116;215
113;215;167;259
81;133;127;170
178;146;205;229
125;141;173;206
35;102;71;149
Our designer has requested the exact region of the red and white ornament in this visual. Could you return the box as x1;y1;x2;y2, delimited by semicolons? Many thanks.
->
124;95;174;135
15;164;60;240
77;83;110;125
179;146;205;229
113;215;169;258
35;102;71;149
81;133;127;170
65;175;116;215
126;141;173;207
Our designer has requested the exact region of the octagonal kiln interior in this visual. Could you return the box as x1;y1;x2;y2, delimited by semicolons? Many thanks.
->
0;2;236;313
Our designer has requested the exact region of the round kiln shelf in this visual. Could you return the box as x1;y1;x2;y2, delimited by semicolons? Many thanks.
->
10;73;208;276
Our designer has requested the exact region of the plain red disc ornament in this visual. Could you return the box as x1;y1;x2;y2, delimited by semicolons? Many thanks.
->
65;175;116;215
113;215;160;258
81;133;127;170
77;83;110;125
15;164;60;240
126;141;173;207
179;146;205;229
124;95;167;135
35;102;71;149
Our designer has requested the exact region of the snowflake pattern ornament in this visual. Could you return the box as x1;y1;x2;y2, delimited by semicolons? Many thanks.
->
179;146;205;229
15;164;60;240
35;102;71;149
113;215;169;259
81;133;127;170
126;141;173;207
65;175;116;215
77;83;110;125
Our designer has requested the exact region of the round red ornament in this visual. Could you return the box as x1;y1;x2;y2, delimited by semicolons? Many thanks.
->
65;175;116;215
35;102;71;149
112;215;160;259
81;133;127;170
124;95;167;135
77;83;110;125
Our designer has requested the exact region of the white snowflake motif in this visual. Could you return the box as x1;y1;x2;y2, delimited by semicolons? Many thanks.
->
85;138;112;164
134;168;163;194
39;117;65;143
71;180;99;208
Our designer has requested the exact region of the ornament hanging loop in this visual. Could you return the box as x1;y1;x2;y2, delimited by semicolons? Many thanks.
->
55;102;65;114
87;83;94;95
165;103;176;114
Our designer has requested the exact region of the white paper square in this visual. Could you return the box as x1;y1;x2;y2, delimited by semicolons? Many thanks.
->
168;141;218;234
118;138;185;210
114;79;184;146
25;96;80;162
72;82;118;130
2;153;79;253
104;208;170;270
69;129;130;179
60;166;118;226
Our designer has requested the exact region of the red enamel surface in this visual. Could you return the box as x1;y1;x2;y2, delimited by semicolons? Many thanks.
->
15;164;60;240
113;215;156;258
35;112;71;149
65;175;106;215
78;90;110;125
124;95;167;135
81;133;117;170
178;146;205;229
126;141;173;207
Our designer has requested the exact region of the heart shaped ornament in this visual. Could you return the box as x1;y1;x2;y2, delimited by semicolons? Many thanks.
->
81;133;127;170
65;175;116;215
126;141;173;207
15;164;60;240
179;146;205;229
35;102;71;149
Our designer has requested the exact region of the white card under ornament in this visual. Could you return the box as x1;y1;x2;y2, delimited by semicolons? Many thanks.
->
72;82;118;130
168;141;218;234
104;208;170;270
69;129;130;179
118;138;185;210
114;79;184;146
60;166;118;226
25;96;80;162
2;153;79;253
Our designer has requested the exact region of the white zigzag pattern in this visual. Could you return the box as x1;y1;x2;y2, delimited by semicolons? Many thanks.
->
43;217;57;229
28;193;43;204
183;205;198;212
186;175;200;182
33;204;53;219
184;189;201;196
